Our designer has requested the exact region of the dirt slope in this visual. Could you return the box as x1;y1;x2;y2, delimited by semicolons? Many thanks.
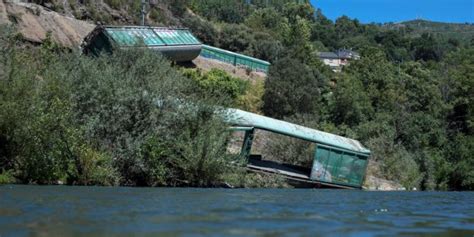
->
192;56;266;82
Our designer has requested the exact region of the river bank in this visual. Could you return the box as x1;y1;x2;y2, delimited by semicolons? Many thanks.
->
2;169;406;190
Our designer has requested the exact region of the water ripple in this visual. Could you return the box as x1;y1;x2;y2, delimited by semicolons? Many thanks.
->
0;186;473;237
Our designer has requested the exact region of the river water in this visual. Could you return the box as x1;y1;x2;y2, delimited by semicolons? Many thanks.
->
0;185;473;237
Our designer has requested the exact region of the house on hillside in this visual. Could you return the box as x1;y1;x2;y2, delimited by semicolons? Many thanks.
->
318;49;360;72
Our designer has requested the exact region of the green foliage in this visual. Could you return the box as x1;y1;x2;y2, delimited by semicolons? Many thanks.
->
189;0;250;23
254;5;472;189
183;16;218;45
0;29;235;187
106;0;474;191
218;24;256;53
441;48;474;135
236;80;265;114
0;170;15;184
330;75;373;127
365;134;423;189
0;34;119;185
169;0;189;17
182;68;249;102
140;105;234;187
411;33;443;61
3;0;474;191
263;57;325;118
103;0;123;9
384;19;474;42
245;8;285;34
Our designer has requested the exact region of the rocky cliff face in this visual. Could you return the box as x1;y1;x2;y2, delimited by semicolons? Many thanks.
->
0;0;94;48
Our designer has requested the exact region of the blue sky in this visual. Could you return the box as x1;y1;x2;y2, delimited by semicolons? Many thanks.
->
310;0;474;23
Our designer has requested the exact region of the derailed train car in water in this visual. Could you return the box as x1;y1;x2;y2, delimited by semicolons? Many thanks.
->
224;109;371;189
81;25;202;62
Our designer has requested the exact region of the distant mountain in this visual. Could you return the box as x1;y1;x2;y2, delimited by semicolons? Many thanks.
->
383;19;474;40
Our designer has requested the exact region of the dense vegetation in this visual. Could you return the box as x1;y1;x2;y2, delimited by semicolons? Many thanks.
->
3;0;473;190
185;1;474;190
0;28;284;187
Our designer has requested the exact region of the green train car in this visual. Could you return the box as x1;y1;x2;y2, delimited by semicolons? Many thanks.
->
224;109;370;189
82;25;202;62
200;45;271;73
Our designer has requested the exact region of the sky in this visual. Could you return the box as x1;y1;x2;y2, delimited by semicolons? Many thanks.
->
310;0;474;24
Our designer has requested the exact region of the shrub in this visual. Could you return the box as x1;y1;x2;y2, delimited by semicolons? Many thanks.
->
0;170;15;184
0;28;237;186
263;57;324;118
236;80;264;114
366;135;423;189
141;104;234;187
218;24;255;53
182;68;249;103
182;16;218;45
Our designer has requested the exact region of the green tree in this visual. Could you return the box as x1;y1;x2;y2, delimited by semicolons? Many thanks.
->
263;57;324;118
329;74;373;127
218;24;255;53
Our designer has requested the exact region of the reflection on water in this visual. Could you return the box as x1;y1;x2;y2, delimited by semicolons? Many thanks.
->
0;185;473;236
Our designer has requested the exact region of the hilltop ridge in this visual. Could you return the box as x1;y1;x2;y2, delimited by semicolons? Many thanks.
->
383;19;474;40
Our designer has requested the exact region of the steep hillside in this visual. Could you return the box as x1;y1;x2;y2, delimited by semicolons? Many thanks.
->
1;0;473;191
0;1;265;81
14;0;184;26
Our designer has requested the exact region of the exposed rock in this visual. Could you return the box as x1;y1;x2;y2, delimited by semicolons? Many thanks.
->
0;0;8;23
60;0;74;18
364;175;405;191
0;0;94;48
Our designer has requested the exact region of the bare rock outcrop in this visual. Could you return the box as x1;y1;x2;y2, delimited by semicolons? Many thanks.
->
0;0;94;48
364;175;406;191
0;0;8;23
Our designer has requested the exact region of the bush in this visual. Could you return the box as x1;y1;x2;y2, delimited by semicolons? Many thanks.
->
66;50;235;186
0;29;237;187
0;170;15;184
366;135;423;189
183;16;218;45
189;0;248;23
0;35;120;184
263;57;324;118
218;24;255;53
182;68;249;103
236;80;264;114
141;105;234;187
103;0;124;9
